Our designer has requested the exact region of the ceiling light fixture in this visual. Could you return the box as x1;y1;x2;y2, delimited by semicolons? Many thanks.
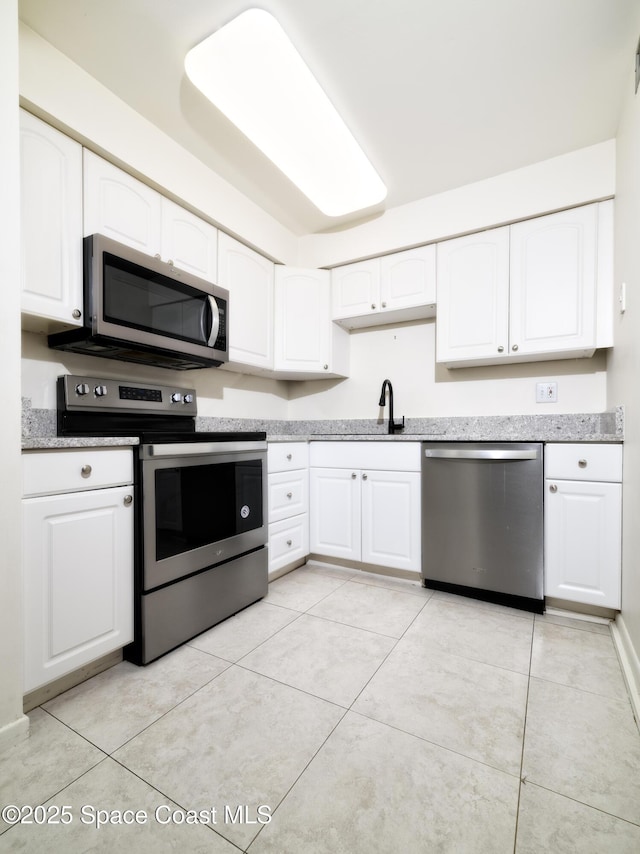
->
184;8;387;217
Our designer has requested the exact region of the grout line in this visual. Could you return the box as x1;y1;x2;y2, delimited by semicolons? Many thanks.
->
513;616;535;853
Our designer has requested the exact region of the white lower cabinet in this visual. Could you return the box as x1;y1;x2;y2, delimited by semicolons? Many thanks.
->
309;442;421;572
544;443;622;609
22;449;134;692
267;443;309;578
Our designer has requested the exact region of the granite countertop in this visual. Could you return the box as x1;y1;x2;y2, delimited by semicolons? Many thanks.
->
22;400;624;450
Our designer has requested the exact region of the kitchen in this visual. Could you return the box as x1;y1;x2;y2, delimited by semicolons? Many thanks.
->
2;0;640;851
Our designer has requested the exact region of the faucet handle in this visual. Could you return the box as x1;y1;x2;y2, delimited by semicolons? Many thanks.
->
392;416;405;433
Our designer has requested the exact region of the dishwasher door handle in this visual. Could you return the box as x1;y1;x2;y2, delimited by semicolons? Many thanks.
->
423;448;539;461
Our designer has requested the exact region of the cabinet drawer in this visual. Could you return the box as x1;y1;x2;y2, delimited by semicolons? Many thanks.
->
268;442;309;473
23;448;133;496
268;470;308;523
309;441;421;472
269;515;309;571
545;443;622;483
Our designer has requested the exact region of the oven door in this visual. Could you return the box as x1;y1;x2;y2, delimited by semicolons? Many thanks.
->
140;442;267;591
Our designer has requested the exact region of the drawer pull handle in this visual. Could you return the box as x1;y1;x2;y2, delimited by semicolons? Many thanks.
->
123;495;133;506
286;539;292;547
549;483;558;493
287;453;292;461
578;459;588;468
287;492;293;499
81;465;92;478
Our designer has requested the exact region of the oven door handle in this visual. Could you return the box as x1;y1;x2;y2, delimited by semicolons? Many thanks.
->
142;440;267;458
205;295;220;348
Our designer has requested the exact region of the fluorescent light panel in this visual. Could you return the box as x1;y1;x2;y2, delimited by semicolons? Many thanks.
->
184;9;387;217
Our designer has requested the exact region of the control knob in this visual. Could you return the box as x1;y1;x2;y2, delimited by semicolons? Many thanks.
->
94;385;108;397
75;383;90;396
171;392;183;404
183;393;194;404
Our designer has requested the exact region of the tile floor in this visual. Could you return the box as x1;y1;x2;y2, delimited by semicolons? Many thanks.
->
1;561;640;852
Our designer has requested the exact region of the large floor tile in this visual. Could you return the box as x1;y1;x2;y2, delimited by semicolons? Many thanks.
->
248;712;519;854
265;568;348;611
0;758;236;853
188;600;300;662
530;620;627;699
523;677;640;824
403;597;533;674
515;782;640;854
307;580;427;637
240;613;395;706
0;708;104;835
42;645;229;754
353;636;529;774
113;666;344;849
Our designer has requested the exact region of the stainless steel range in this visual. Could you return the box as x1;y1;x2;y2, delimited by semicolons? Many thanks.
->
57;375;268;664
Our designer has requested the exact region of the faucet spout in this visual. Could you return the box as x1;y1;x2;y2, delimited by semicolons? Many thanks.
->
378;379;404;434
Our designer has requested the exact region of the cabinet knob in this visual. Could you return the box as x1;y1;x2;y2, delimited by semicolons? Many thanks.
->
287;492;293;499
371;303;376;310
72;309;82;319
512;344;519;352
351;472;357;479
324;364;329;370
287;453;292;461
123;494;133;506
549;483;558;493
497;345;504;353
381;301;387;308
362;473;368;480
80;464;92;477
286;539;292;547
578;459;588;468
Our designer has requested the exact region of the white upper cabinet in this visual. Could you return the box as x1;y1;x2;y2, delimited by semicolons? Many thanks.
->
20;110;84;332
436;226;510;364
332;245;436;329
274;267;349;378
436;203;611;367
83;150;162;256
217;232;274;371
160;198;218;282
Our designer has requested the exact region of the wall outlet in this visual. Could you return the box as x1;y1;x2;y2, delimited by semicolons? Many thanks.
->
536;382;557;403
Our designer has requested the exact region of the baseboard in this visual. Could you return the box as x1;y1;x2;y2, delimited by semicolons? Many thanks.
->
307;554;421;583
23;649;123;713
0;713;29;755
611;614;640;732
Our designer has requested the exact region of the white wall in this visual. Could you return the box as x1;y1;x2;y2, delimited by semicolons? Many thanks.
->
0;0;29;753
606;34;640;697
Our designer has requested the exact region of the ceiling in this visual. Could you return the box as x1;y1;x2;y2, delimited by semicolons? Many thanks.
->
18;0;640;236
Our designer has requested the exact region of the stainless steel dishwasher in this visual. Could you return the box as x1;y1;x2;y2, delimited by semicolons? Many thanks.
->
421;442;544;612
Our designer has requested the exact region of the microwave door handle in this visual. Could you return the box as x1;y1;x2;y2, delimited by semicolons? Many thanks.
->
205;296;220;347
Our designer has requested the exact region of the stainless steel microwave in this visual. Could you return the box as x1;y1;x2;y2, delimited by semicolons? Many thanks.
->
48;234;229;370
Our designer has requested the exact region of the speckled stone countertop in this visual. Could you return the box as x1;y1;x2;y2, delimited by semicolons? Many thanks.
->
22;399;623;450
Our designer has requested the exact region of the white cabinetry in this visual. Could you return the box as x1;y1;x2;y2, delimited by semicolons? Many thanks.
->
83;151;218;279
274;267;349;378
436;203;612;367
544;443;622;609
309;442;421;572
22;448;134;692
217;232;274;371
268;443;309;578
332;245;436;329
20;110;83;332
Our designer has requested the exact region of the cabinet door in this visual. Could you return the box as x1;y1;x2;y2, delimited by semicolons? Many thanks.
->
274;267;331;373
309;468;361;560
217;232;274;369
544;479;621;608
510;205;597;357
83;150;162;255
20;111;83;330
160;198;218;281
331;259;380;321
436;227;510;365
361;470;421;571
23;486;134;692
380;245;436;312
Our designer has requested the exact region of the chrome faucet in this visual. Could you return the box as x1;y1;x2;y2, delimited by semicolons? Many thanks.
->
378;379;405;435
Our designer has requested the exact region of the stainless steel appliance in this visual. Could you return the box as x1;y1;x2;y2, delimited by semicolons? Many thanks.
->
57;375;267;663
49;234;229;370
421;442;544;612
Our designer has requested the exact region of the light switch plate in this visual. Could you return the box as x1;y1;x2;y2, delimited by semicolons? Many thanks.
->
536;382;557;403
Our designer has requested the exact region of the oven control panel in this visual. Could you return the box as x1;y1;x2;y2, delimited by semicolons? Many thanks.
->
59;375;198;415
